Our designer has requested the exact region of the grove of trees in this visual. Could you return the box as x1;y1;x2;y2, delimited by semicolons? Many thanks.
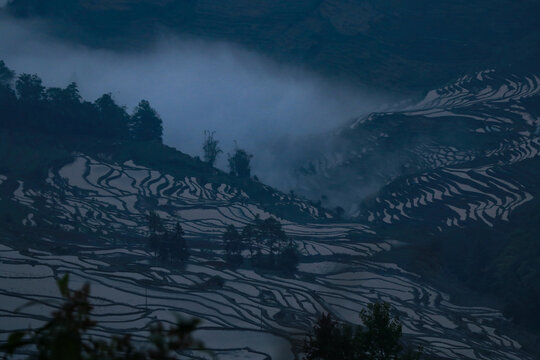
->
147;212;189;263
0;60;163;143
304;302;424;360
222;216;300;273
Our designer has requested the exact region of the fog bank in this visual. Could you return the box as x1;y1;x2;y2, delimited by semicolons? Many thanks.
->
0;16;387;190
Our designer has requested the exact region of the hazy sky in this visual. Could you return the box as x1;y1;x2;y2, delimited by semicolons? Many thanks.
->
0;16;387;190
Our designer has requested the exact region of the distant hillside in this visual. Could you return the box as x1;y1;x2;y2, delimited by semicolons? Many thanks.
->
290;69;540;333
5;0;540;93
295;70;540;228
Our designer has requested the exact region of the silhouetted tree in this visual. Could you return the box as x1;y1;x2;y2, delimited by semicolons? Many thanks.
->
241;222;259;258
147;211;164;257
15;73;45;103
223;224;244;264
202;130;222;166
257;217;287;257
0;274;204;359
131;99;163;142
94;93;130;138
228;146;252;178
152;221;190;263
303;302;423;360
170;222;189;262
0;61;17;129
14;73;47;128
277;240;300;274
0;60;15;87
44;82;90;134
46;82;81;104
304;313;353;360
357;302;404;360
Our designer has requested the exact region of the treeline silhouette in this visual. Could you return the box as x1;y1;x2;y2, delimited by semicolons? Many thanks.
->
0;60;163;142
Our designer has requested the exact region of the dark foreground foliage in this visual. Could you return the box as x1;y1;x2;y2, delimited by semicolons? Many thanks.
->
0;274;204;360
304;302;423;360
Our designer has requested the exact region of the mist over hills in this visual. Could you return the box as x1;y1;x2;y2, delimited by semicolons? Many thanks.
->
295;71;540;214
0;15;388;193
5;0;540;93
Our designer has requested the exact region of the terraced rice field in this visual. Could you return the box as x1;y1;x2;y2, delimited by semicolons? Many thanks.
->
361;72;540;228
0;151;534;359
295;71;539;230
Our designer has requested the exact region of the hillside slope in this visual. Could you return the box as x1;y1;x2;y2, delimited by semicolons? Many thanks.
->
296;70;540;230
0;129;536;359
291;69;540;337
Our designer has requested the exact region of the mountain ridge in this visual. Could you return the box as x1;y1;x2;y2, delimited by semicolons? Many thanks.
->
5;0;540;93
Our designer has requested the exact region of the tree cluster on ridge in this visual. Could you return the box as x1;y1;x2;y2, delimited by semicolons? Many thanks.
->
0;60;163;143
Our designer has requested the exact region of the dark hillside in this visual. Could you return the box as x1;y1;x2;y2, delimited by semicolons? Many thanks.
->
5;0;540;93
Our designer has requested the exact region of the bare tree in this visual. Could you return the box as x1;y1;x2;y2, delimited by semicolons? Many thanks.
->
202;130;222;166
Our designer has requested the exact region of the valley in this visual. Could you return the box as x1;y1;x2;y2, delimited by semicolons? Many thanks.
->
0;2;539;358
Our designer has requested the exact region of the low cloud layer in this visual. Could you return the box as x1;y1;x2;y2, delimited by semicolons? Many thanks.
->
0;16;386;190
